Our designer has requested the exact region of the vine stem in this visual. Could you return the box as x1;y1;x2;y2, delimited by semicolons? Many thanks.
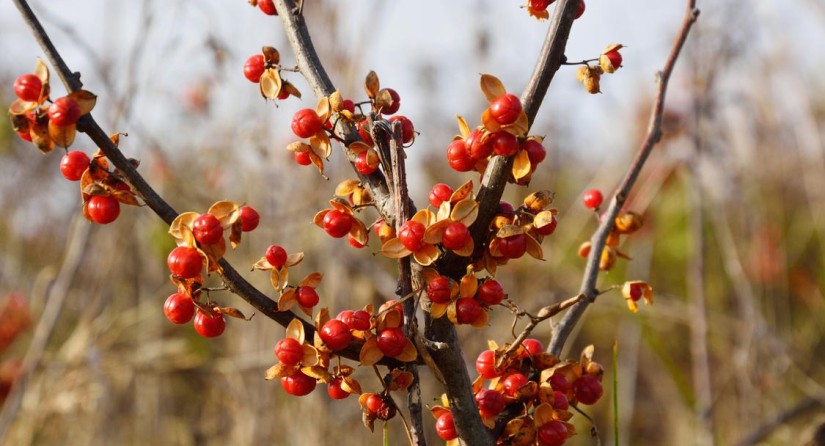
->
548;0;700;356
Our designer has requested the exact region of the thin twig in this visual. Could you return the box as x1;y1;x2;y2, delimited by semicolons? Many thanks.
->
734;397;824;446
549;1;701;356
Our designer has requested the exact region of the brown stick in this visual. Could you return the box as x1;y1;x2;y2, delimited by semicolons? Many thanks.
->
548;1;700;355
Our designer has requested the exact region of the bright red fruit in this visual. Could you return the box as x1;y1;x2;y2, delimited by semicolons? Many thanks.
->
257;0;277;15
294;151;311;165
575;0;586;19
322;210;353;238
490;94;522;125
239;205;260;231
341;99;355;113
522;338;544;358
281;371;316;396
243;54;266;83
357;120;374;145
428;183;453;208
383;88;400;115
426;276;453;304
530;0;555;11
48;97;81;126
319;319;352;351
86;195;120;224
583;189;603;210
193;308;226;338
327;378;350;400
192;213;223;245
365;393;384;413
466;129;493;160
295;286;319;308
389;115;414;143
397;220;426;251
502;373;529;397
574;374;603;405
348;234;366;248
265;244;287;268
475;389;506;417
522;139;547;168
59;151;90;181
337;309;371;330
446;140;475;172
604;49;622;69
167;246;202;279
442;222;470;251
354;150;377;175
163;292;195;324
455;297;482;325
435;412;457;440
14;74;42;102
475;349;501;379
17;130;32;142
549;372;570;393
376;327;407;357
476;279;504;306
291;108;323;138
498;234;527;259
490;131;519;157
537;420;568;446
274;337;304;365
551;390;569;410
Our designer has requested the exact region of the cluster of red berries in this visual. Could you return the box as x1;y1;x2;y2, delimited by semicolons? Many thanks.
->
526;0;585;21
424;269;505;327
163;291;227;338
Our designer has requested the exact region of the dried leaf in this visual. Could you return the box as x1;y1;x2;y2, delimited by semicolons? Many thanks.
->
265;363;295;380
169;212;199;240
262;46;280;65
512;148;532;180
335;179;361;197
302;344;319;366
459;271;478;298
286;141;311;152
413;244;440;266
282;81;302;99
359;337;383;366
456;115;470;139
301;365;330;382
208;201;240;229
496;224;525;239
375;89;393;114
364;70;380;99
201;240;226;272
395;340;418;362
505;110;529;137
451;198;479;226
481;108;501;133
270;268;288;291
341;376;362;394
480;74;507;103
313;209;330;229
68;90;97;115
430;302;448;318
315;96;331;122
423;219;449;245
454;238;474;257
34;58;49;84
285;318;305;344
48;122;76;148
310;133;332;159
471;310;489;328
286;252;304;267
260;68;283;99
450;180;474;203
525;234;544;260
348;141;371;155
446;301;458;324
229;221;243;249
31;120;53;154
349;219;368;245
412;209;436;226
220;306;248;320
110;187;140;206
299;272;323;288
278;288;297;312
380;238;412;259
533;403;554;426
329;90;343;112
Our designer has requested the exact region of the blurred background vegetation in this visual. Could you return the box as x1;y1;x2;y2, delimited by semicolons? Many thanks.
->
1;0;824;445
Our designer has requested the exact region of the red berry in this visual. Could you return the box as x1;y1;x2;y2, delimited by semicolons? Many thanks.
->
574;374;603;405
354;150;378;175
397;220;426;251
388;115;414;144
14;74;42;102
295;286;319;308
48;97;81;127
455;297;482;325
341;99;356;113
281;371;317;396
265;245;287;268
365;393;384;413
428;183;454;208
537;420;568;446
476;279;504;306
277;88;290;100
490;130;519;157
551;391;569;410
257;0;277;15
167;246;203;279
498;234;527;259
192;213;223;245
319;319;353;351
522;139;547;168
239;205;260;232
365;394;396;420
490;94;522;126
243;54;266;83
193;308;226;338
627;282;644;302
322;209;353;238
583;189;603;210
535;214;558;236
163;292;195;324
475;389;506;418
327;378;350;400
376;327;407;357
382;88;401;115
475;349;501;379
338;309;371;331
604;49;622;69
446;140;475;172
575;0;585;19
59;151;90;181
294;151;311;165
426;276;453;304
502;373;530;397
274;337;304;365
522;338;544;358
17;130;32;142
86;195;121;224
435;412;458;441
442;222;471;251
348;234;366;249
466;129;493;160
549;372;570;393
499;201;516;216
291;108;324;138
530;0;555;11
357;120;374;145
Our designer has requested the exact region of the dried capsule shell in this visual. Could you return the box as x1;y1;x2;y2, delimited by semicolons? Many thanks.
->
615;211;643;234
523;190;554;212
599;247;617;271
577;242;592;258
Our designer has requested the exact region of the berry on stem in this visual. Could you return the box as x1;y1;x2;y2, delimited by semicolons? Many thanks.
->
498;234;527;259
426;276;453;304
327;378;350;400
428;183;453;208
239;205;260;231
475;389;506;418
446;140;475;172
476;279;504;306
291;109;324;138
388;115;415;144
583;189;603;210
14;74;42;102
163;292;195;324
243;54;266;83
274;337;304;365
60;151;90;181
455;297;482;324
294;151;311;165
382;88;401;115
537;420;568;446
319;319;353;351
265;244;287;268
442;222;471;251
257;0;277;15
490;131;519;157
295;286;320;308
167;246;203;279
435;412;457;441
475;349;501;379
86;195;120;224
322;210;353;238
490;94;522;125
397;220;426;251
281;371;316;396
376;327;407;357
48;97;81;126
193;213;223;245
193;308;226;338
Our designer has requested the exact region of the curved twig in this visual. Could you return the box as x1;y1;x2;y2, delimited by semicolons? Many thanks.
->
549;1;700;355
